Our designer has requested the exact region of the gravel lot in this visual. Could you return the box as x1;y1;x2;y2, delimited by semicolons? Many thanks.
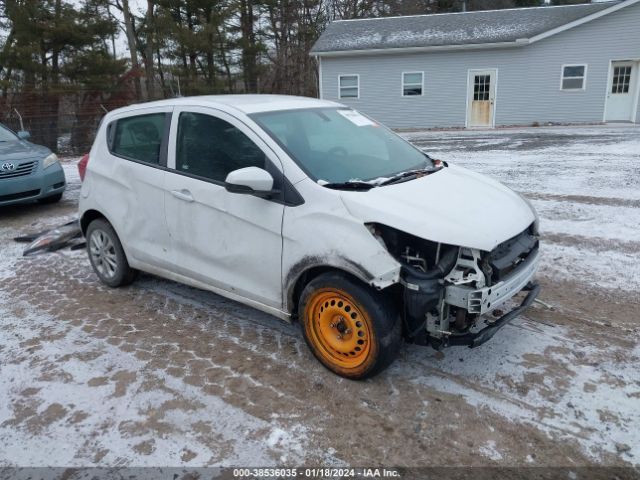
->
1;125;639;469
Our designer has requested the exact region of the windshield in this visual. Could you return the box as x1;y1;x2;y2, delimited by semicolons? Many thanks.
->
0;124;18;142
251;108;432;184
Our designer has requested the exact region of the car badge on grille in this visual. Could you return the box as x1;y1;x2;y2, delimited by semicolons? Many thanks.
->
1;162;16;171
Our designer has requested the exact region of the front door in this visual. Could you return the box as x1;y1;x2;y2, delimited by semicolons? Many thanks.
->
467;69;497;128
164;106;285;308
605;61;638;122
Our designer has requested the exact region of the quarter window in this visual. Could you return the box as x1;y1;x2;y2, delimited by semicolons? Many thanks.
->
402;72;423;96
339;75;359;99
111;113;166;164
175;112;266;183
561;65;586;90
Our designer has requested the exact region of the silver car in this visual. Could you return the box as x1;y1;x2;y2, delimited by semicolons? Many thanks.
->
0;123;66;206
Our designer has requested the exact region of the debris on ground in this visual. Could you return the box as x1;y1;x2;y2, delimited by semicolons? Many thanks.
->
15;219;84;256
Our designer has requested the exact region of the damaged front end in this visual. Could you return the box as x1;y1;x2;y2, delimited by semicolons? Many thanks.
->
367;223;540;349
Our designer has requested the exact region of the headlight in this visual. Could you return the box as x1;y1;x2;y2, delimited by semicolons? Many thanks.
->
43;153;59;169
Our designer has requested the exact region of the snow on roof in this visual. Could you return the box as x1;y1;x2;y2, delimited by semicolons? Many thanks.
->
311;2;618;54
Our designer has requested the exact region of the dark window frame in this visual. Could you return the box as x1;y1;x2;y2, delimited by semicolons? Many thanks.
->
107;112;172;167
168;110;304;207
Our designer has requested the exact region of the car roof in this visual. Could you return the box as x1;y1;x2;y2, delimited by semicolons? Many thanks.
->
110;94;342;116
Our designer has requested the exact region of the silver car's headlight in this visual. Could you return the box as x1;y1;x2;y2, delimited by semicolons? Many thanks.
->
43;153;59;169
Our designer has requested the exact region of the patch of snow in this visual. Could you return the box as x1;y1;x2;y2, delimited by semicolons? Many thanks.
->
539;243;639;291
0;231;24;281
533;200;640;243
479;440;503;461
401;126;640;201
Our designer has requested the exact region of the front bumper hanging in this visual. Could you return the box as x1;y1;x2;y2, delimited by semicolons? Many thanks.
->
446;281;540;348
445;248;540;315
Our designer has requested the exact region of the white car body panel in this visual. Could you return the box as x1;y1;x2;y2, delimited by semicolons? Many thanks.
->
80;106;173;270
226;166;275;191
79;94;536;323
340;163;535;252
163;106;284;308
281;177;402;311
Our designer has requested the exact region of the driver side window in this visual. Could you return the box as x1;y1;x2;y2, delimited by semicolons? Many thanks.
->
175;112;266;183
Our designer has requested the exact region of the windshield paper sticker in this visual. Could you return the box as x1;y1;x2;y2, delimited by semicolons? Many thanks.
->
338;110;376;127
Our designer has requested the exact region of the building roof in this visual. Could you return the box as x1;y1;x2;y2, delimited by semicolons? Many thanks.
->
311;0;634;56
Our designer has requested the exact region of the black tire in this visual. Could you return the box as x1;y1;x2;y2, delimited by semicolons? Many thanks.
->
86;219;137;288
298;272;402;380
38;192;63;204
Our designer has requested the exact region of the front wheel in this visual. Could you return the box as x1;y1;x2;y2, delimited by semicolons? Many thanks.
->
86;219;137;288
299;273;401;380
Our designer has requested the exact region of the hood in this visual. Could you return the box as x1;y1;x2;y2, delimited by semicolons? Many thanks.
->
340;164;535;252
0;140;49;161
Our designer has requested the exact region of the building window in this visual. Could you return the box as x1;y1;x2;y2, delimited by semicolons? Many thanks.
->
612;65;632;94
339;75;359;99
402;72;423;96
473;74;491;101
561;65;587;90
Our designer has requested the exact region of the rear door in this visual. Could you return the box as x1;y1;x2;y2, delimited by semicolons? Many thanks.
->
103;108;173;268
164;106;285;308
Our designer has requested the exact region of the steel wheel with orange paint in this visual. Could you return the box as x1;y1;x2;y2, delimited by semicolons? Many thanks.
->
299;272;402;379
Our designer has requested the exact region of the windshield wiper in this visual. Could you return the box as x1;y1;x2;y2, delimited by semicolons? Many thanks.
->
322;180;376;191
378;167;441;187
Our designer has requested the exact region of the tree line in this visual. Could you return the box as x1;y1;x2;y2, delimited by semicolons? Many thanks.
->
0;0;586;153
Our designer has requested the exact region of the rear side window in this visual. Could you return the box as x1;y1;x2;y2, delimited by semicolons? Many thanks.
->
110;113;166;164
175;112;266;183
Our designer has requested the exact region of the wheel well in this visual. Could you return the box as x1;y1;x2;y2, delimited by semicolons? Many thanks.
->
80;210;107;235
289;266;398;322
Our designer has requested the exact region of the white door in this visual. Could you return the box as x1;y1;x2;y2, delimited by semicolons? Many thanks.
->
164;106;285;308
605;61;638;122
467;69;497;127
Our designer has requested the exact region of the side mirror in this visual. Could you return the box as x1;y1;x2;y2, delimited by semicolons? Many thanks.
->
17;131;31;140
224;167;277;198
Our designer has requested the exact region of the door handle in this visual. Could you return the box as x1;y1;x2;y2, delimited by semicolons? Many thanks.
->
171;189;194;202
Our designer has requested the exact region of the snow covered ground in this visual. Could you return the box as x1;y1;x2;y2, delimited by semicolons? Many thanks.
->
0;127;639;469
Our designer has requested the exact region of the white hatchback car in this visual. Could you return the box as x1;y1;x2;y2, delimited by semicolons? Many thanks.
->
79;95;540;379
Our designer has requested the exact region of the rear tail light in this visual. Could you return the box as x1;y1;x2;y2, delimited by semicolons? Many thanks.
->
78;154;89;181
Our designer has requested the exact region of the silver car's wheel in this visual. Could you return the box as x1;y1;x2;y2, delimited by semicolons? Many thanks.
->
86;218;137;287
89;229;118;279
